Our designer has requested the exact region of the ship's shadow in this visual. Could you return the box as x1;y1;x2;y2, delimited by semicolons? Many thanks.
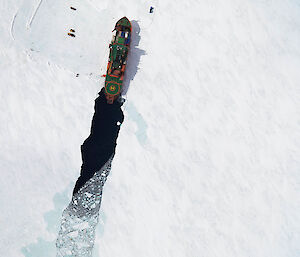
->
122;20;146;95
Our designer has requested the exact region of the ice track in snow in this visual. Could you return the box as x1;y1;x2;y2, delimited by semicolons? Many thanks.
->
56;157;113;257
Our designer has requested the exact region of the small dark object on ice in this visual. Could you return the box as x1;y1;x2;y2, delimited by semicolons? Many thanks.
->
150;6;154;13
76;74;79;77
68;33;75;37
70;7;76;10
117;96;126;105
70;29;75;33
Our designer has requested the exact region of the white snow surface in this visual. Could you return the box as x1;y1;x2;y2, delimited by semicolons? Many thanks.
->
1;0;300;256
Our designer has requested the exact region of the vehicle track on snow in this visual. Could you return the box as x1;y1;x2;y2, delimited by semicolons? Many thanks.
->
27;0;44;29
10;11;18;40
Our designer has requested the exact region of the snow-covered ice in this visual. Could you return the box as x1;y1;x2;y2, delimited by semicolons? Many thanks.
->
0;0;300;256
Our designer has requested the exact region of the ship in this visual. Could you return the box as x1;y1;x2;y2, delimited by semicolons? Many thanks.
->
104;17;132;104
